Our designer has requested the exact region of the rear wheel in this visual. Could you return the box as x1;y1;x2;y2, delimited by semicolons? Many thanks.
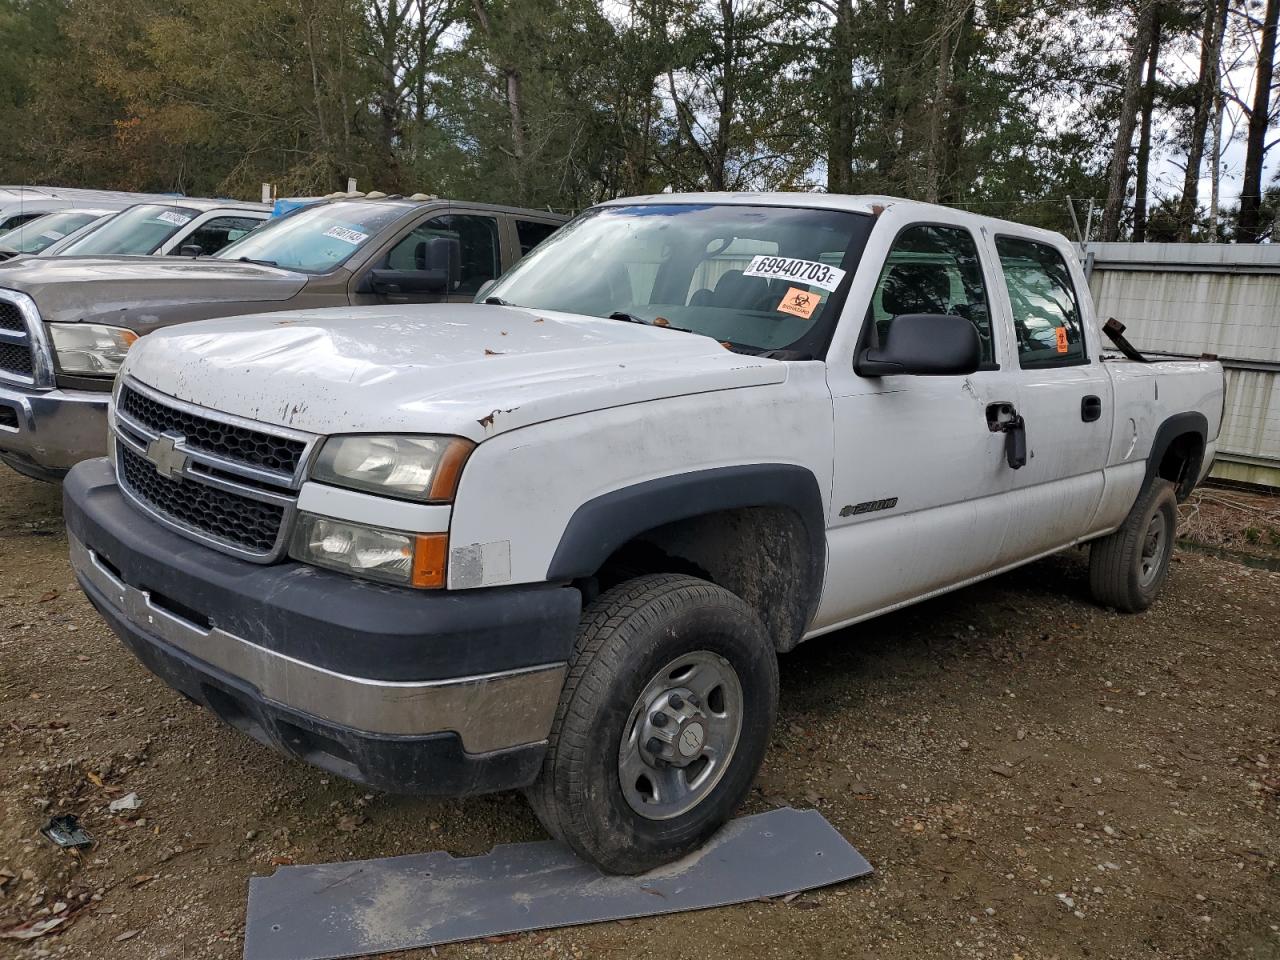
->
527;574;777;874
1089;479;1178;613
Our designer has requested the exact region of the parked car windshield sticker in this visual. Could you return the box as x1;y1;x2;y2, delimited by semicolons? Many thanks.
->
1055;327;1069;353
776;287;820;319
323;225;370;245
744;256;846;292
155;211;193;227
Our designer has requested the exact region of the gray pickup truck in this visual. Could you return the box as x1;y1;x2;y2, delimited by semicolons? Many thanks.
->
0;198;565;480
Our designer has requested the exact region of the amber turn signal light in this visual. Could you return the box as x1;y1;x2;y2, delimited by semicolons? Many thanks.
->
411;533;449;588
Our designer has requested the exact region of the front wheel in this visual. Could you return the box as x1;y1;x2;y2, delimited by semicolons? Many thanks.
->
527;574;778;874
1089;479;1178;613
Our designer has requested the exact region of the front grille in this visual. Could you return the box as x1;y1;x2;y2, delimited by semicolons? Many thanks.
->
0;302;23;332
118;445;284;554
120;385;305;474
0;342;33;377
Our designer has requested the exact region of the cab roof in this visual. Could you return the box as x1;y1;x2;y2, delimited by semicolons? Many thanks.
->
601;192;1068;244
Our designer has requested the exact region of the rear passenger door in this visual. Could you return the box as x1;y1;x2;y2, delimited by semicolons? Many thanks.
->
990;234;1113;555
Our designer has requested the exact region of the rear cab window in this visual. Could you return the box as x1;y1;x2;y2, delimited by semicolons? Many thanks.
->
996;236;1087;368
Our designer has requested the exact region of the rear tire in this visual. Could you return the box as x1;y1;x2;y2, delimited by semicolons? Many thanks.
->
527;574;778;874
1089;479;1178;613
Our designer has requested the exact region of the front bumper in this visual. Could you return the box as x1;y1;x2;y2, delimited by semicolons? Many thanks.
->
0;380;109;481
65;458;580;796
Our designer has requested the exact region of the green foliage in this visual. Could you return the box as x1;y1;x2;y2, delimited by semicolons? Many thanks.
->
0;0;1256;235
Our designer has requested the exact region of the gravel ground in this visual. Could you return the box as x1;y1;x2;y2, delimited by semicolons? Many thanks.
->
1;467;1277;960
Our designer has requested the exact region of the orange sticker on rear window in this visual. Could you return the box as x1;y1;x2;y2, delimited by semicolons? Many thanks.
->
777;287;820;320
1055;326;1069;353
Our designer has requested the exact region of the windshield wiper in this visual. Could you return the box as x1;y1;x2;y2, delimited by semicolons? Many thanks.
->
237;256;279;267
608;312;692;334
484;296;517;306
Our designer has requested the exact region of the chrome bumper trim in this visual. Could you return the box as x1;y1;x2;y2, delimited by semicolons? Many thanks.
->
0;380;109;471
70;533;567;753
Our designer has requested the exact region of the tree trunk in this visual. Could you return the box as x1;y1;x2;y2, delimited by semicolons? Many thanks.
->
1209;63;1226;240
1132;8;1161;242
1177;0;1225;240
710;0;736;191
939;1;977;205
470;0;527;202
1237;0;1278;242
1101;0;1159;242
923;22;952;203
826;0;855;193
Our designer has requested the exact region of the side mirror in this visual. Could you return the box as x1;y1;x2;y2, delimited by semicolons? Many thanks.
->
368;236;461;296
177;244;203;258
856;313;981;377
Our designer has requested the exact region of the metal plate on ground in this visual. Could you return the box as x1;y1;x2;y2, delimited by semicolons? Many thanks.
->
243;807;872;960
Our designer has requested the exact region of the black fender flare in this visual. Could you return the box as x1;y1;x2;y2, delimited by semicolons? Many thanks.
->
545;464;827;622
1145;411;1208;501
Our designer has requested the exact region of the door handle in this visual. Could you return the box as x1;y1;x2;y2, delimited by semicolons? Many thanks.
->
985;402;1027;470
1081;395;1102;422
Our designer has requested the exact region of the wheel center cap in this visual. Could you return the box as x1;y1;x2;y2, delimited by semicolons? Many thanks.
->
678;722;705;758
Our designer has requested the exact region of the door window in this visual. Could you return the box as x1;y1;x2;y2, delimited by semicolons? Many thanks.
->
179;216;263;256
515;219;558;255
388;214;499;295
869;224;995;366
0;212;46;231
995;236;1086;368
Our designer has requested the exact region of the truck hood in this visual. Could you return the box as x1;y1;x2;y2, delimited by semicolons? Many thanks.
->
123;303;789;442
0;256;308;328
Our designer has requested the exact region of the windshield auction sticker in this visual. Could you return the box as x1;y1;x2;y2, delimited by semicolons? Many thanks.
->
155;211;192;227
777;287;820;319
744;256;846;292
323;225;370;245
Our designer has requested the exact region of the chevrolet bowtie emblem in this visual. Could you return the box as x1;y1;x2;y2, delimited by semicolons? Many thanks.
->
144;432;188;480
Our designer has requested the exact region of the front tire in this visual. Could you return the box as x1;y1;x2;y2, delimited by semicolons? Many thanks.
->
527;574;778;874
1089;479;1178;613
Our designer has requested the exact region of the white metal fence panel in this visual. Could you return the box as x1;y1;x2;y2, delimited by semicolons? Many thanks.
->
1084;242;1280;487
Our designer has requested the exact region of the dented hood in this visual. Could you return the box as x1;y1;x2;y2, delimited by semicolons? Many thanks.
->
122;303;788;442
0;256;307;329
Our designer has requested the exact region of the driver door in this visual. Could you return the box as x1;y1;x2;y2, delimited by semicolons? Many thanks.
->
815;218;1021;631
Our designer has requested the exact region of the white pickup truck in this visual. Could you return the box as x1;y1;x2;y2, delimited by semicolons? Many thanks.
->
64;193;1223;874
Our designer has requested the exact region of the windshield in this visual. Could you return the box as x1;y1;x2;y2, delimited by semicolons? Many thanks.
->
0;211;102;254
484;203;872;354
214;201;407;272
62;204;200;256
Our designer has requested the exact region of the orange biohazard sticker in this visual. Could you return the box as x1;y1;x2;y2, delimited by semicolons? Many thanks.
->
777;287;820;320
1055;326;1069;353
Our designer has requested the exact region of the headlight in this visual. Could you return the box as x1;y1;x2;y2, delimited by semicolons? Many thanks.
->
311;435;473;502
289;514;447;588
48;323;138;376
